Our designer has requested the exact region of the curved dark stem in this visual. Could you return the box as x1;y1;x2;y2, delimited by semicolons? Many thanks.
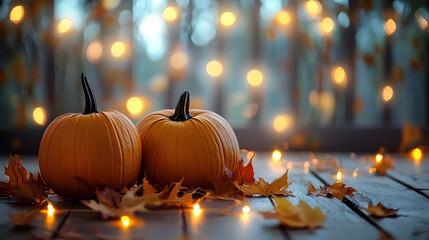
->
169;91;192;121
81;73;99;114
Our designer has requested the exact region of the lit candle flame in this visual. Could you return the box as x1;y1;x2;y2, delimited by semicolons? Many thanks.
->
121;215;130;227
242;205;250;214
336;171;342;181
193;204;201;216
272;150;282;162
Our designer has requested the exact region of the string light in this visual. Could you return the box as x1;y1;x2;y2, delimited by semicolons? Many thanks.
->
220;12;236;27
206;60;223;77
33;107;46;126
411;148;422;161
246;69;263;86
111;41;126;57
273;115;291;132
320;17;334;34
10;5;24;24
305;0;322;17
58;19;72;34
272;150;282;162
384;19;396;35
375;154;383;163
163;6;178;22
86;41;103;64
127;97;146;115
121;216;130;227
193;204;201;216
275;11;291;25
242;205;250;214
47;203;55;216
382;85;393;102
332;66;346;86
353;168;358;178
103;0;120;10
336;171;342;181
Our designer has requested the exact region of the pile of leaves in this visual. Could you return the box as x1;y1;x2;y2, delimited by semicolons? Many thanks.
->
307;181;356;201
208;157;294;199
0;154;48;204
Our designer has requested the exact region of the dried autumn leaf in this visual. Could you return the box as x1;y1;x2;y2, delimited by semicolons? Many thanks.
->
233;158;255;185
329;182;356;201
9;208;39;226
1;155;48;204
366;202;398;218
236;170;294;197
307;182;331;198
373;155;394;176
260;196;326;229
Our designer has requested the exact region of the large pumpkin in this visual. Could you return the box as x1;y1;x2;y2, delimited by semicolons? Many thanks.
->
39;73;141;199
137;91;240;188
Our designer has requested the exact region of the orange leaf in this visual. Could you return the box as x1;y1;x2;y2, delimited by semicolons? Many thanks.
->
233;157;255;185
9;208;39;226
307;182;331;197
142;176;157;195
366;202;398;218
2;155;48;204
237;170;294;197
374;155;394;176
329;182;356;201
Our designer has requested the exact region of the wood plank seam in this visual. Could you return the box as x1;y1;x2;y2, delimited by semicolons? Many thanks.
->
385;173;429;200
268;195;292;240
310;169;395;239
180;204;189;238
51;200;77;239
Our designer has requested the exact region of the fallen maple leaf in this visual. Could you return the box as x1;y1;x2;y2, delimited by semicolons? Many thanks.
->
1;155;48;204
236;170;294;197
329;182;356;201
373;155;394;176
366;202;398;218
233;158;255;185
9;208;39;227
307;182;331;198
260;196;326;229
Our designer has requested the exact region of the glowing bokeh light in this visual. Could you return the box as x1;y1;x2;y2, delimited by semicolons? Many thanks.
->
246;69;263;86
353;168;358;178
58;19;72;34
332;66;346;86
375;154;383;163
320;17;334;34
272;150;282;162
170;52;187;70
305;0;322;17
382;85;393;102
273;115;291;132
242;205;250;214
33;107;46;126
287;162;293;169
86;41;103;64
206;60;223;77
220;12;236;27
163;6;178;22
10;5;24;24
127;97;145;115
103;0;120;10
275;11;291;25
111;41;126;57
121;215;130;227
193;204;201;216
336;171;342;181
411;148;422;161
384;19;396;35
47;203;55;216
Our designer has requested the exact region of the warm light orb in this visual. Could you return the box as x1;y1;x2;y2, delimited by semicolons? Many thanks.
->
163;6;178;22
121;216;130;227
382;85;393;102
272;150;282;162
58;19;72;34
375;154;383;163
10;5;24;24
273;115;291;132
417;15;428;30
411;148;422;161
336;171;342;181
127;97;144;115
220;12;236;27
242;205;250;214
320;17;334;34
206;60;223;77
275;11;291;25
111;41;126;57
33;107;46;126
47;203;55;216
305;0;322;17
103;0;121;10
86;41;103;64
353;168;358;178
246;69;263;86
193;204;201;216
170;52;188;70
384;19;396;35
332;66;346;85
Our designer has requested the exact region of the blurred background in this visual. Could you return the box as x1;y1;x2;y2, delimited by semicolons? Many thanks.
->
0;0;428;154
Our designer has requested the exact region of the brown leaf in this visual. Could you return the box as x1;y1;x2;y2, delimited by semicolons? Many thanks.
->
307;182;331;197
366;202;398;218
233;157;255;185
2;155;48;204
142;176;157;195
329;182;356;201
9;208;39;226
237;170;294;197
260;196;326;229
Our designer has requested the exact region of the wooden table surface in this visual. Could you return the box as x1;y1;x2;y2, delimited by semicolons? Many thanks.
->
1;152;428;240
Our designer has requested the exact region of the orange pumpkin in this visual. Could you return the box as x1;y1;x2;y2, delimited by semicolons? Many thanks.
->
137;91;240;188
39;73;141;199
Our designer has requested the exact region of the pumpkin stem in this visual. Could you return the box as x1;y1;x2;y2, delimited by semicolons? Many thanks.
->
169;91;193;121
81;73;99;114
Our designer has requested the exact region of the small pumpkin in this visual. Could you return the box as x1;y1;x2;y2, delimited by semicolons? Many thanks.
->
39;73;141;199
137;91;240;188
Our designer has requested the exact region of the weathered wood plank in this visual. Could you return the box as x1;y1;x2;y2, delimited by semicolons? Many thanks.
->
313;153;429;240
